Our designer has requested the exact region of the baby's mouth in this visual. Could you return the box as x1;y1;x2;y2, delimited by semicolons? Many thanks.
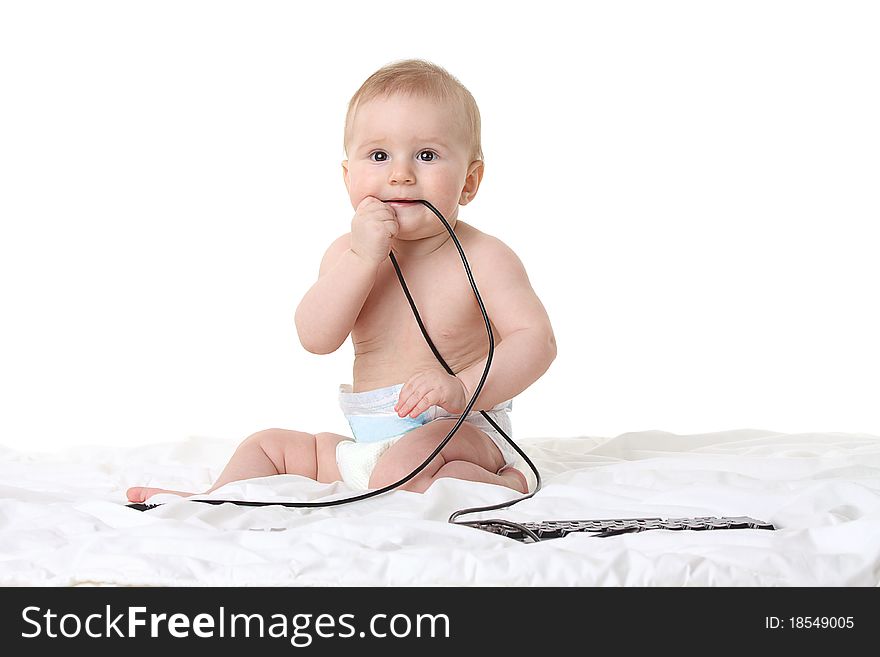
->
384;198;421;205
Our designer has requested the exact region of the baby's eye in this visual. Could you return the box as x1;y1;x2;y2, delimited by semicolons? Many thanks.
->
369;151;388;162
418;150;437;162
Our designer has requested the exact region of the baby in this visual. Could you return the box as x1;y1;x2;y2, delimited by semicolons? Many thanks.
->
127;59;556;503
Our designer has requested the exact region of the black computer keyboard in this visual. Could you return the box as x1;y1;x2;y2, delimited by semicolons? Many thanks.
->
127;503;160;511
465;516;775;542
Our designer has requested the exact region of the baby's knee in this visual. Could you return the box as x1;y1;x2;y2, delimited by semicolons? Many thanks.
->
432;460;475;480
240;428;318;477
241;428;315;451
369;454;435;493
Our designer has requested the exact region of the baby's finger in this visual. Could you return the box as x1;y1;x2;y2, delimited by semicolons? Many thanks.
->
395;385;410;412
395;375;424;412
406;395;433;418
398;394;426;419
356;196;382;212
395;389;422;417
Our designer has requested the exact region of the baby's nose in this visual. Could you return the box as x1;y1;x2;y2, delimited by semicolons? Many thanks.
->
389;166;414;184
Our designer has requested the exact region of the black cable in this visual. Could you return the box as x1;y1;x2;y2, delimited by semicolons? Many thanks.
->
128;199;543;538
387;200;542;536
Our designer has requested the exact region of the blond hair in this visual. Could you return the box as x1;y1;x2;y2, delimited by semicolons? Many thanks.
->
343;59;483;163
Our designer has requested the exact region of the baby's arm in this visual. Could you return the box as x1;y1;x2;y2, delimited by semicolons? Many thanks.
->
295;234;379;354
296;198;401;354
455;237;556;410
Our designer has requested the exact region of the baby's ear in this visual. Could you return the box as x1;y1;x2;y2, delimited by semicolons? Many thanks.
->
341;160;350;192
459;159;484;205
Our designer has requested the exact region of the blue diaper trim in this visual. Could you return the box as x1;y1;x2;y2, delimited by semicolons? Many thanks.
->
338;382;517;467
345;411;432;444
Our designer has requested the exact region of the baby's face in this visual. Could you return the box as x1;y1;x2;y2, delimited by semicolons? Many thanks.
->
342;93;482;237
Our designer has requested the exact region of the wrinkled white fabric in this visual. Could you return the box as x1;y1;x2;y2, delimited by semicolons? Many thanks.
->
1;429;878;586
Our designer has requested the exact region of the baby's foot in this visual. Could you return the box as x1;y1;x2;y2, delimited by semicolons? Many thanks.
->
126;486;194;503
497;466;529;493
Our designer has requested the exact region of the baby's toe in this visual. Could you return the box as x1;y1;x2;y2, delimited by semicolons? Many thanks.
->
126;486;150;503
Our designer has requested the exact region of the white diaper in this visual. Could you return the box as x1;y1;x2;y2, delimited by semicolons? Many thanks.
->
335;435;406;491
335;382;516;490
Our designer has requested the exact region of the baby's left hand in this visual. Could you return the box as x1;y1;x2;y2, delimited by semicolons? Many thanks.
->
395;367;470;417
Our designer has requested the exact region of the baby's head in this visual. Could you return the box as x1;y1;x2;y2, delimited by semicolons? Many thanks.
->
342;59;484;232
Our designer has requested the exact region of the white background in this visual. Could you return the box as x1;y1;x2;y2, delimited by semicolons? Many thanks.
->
1;1;877;452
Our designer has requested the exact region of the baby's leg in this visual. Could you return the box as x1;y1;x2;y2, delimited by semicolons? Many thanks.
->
434;461;528;493
368;420;528;494
126;429;321;503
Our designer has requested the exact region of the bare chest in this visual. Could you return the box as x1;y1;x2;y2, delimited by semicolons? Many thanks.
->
351;237;496;391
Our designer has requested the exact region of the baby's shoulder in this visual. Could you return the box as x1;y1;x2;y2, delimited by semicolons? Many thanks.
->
458;222;525;267
455;223;535;298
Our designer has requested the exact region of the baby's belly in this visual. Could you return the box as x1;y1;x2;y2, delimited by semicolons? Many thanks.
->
351;345;481;393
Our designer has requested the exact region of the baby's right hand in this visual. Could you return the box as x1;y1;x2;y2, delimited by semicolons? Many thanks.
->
350;196;399;266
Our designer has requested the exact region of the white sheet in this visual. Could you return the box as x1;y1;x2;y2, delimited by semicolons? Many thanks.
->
1;429;878;586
